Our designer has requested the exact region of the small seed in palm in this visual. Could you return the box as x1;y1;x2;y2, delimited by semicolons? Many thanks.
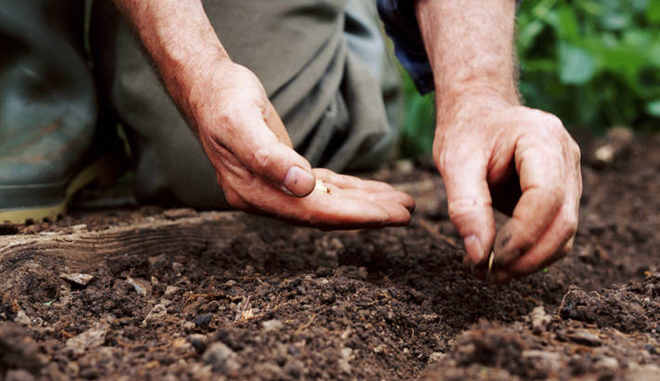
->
315;179;331;194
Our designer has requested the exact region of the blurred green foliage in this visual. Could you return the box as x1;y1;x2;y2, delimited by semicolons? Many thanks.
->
399;0;660;157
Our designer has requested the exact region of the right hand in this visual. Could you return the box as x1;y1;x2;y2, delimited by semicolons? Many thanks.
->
189;60;415;229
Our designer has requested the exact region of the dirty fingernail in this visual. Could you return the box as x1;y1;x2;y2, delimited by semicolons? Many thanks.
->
283;166;315;197
464;235;486;264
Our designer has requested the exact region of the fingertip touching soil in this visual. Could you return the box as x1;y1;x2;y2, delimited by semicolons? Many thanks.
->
0;132;658;380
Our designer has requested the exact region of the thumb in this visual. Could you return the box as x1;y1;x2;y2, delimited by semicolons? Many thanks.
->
264;102;294;148
211;104;316;197
439;155;496;266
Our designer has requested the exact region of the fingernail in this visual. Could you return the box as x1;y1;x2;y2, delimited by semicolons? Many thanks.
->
464;235;486;264
283;166;315;197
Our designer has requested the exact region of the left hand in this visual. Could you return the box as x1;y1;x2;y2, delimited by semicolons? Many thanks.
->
434;95;582;282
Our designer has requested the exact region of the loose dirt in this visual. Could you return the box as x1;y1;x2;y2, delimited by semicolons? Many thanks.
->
0;133;658;380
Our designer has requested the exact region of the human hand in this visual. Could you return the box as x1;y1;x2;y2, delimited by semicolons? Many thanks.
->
190;61;414;229
434;95;582;282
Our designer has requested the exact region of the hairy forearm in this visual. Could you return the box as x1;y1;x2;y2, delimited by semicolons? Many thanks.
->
415;0;519;110
112;0;230;131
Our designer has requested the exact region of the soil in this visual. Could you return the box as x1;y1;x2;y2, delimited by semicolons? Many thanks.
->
0;132;658;381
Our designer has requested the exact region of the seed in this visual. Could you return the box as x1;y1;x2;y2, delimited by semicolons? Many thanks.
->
316;179;330;194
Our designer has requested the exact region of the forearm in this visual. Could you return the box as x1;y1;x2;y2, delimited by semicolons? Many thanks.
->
112;0;230;131
415;0;519;111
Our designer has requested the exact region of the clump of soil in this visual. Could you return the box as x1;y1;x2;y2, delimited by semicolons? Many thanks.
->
0;133;659;380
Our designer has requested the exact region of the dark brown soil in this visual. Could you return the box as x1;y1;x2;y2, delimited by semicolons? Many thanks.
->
1;133;658;381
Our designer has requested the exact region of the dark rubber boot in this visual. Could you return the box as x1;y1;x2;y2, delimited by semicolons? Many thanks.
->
0;1;101;223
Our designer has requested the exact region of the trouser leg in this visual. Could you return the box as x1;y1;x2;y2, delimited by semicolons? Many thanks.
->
341;0;403;170
344;0;403;141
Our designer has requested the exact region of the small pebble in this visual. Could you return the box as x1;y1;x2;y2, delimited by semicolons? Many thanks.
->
172;262;184;273
595;356;619;370
394;159;415;174
164;286;180;297
428;352;446;363
65;323;109;356
188;334;208;352
530;306;552;334
262;319;284;332
203;342;240;374
522;350;561;372
142;303;168;327
567;330;602;346
194;313;213;328
182;321;196;331
60;273;94;287
338;347;352;373
126;277;150;296
163;208;197;220
172;337;193;354
373;344;386;354
14;310;31;326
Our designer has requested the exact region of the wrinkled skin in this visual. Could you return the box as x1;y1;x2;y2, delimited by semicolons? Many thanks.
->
434;95;582;282
194;62;415;230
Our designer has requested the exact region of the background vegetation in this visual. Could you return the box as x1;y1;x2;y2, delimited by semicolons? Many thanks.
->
399;0;660;157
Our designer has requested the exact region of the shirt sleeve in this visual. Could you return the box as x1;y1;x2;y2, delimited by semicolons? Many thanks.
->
377;0;522;95
377;0;434;94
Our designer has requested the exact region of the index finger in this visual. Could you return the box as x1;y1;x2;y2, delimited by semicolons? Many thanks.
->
492;135;564;266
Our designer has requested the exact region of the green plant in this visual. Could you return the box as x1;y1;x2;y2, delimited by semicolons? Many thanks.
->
399;70;435;157
399;0;660;157
518;0;660;130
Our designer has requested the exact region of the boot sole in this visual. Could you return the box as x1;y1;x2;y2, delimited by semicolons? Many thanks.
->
0;156;117;224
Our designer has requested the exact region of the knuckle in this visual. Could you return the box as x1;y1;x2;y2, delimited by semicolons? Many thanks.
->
447;198;490;226
216;108;242;135
546;114;564;129
313;168;332;178
539;112;564;131
569;139;582;162
252;148;273;173
529;111;566;137
435;147;469;177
